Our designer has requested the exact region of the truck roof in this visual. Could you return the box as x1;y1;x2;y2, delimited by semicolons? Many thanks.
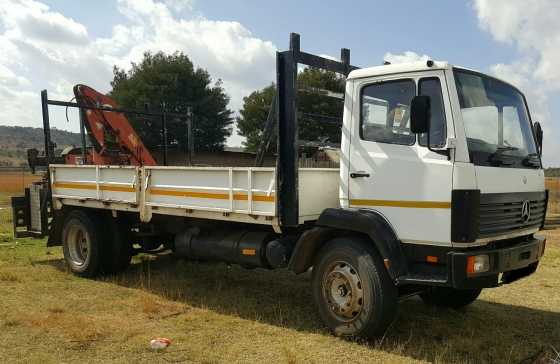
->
347;61;522;94
347;60;451;80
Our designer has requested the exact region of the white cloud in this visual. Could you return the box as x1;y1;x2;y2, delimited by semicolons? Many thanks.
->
0;0;88;45
0;63;29;87
163;0;194;13
108;0;277;115
473;0;560;166
383;51;430;65
0;0;277;143
474;0;560;88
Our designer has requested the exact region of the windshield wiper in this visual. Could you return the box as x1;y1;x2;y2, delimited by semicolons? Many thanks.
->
488;146;518;166
495;145;519;152
522;153;541;168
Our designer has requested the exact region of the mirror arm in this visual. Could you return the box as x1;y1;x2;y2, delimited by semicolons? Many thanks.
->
426;116;433;152
538;130;543;157
425;117;450;159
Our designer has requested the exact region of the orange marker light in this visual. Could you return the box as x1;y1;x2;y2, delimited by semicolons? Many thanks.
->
241;248;256;256
426;256;438;263
466;256;476;274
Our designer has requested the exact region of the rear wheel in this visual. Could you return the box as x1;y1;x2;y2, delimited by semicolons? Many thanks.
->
420;287;482;309
62;210;104;277
312;237;398;338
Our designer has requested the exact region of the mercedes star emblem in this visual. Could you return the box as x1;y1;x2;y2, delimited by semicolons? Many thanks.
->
521;200;531;223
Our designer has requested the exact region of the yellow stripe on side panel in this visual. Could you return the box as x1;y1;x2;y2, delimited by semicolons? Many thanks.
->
54;182;96;190
350;199;451;209
53;182;135;193
148;188;275;202
149;188;228;199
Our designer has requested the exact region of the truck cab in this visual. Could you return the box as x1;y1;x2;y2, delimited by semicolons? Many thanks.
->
342;61;545;247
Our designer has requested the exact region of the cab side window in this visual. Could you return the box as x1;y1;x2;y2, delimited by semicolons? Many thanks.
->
418;77;447;147
360;79;416;145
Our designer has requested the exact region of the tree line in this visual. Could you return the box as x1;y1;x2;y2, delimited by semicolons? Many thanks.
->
110;51;343;154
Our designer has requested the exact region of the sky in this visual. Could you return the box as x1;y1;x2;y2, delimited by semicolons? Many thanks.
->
0;0;559;166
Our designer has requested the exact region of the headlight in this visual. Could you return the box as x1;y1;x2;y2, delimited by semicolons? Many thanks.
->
467;254;490;275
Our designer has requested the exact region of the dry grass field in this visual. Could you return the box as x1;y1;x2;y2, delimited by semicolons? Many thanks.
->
0;171;41;195
546;177;560;215
0;223;559;363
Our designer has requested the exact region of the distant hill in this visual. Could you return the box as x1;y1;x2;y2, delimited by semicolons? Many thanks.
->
0;125;81;166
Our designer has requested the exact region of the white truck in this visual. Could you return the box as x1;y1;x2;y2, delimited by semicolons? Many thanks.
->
13;33;548;338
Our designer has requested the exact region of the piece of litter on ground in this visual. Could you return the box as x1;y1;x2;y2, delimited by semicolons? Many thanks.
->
150;338;172;350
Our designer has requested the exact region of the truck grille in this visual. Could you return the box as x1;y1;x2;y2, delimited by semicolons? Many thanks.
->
479;192;547;239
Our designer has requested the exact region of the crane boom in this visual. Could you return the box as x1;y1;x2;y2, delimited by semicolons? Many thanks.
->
73;84;157;166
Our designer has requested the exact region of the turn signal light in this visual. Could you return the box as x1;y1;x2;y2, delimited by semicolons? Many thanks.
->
467;255;490;275
426;256;438;263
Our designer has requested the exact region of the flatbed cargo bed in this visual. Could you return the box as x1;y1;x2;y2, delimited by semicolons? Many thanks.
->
50;164;340;228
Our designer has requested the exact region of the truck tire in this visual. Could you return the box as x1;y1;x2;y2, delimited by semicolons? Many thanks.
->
102;218;132;274
312;237;398;338
62;210;104;278
420;287;482;309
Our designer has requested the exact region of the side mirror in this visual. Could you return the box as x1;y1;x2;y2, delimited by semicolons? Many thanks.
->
533;121;543;154
410;95;431;134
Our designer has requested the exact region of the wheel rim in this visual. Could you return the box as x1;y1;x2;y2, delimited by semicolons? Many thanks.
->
67;224;90;267
322;261;364;322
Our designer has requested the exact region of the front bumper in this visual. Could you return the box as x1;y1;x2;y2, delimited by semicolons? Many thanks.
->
449;235;546;289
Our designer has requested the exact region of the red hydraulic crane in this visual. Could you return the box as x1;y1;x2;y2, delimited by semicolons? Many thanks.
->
72;84;157;166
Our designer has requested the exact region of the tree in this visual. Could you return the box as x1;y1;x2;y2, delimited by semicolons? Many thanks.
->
110;52;233;152
236;68;345;152
236;84;276;152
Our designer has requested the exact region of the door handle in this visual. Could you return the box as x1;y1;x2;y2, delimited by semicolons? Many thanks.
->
350;172;370;178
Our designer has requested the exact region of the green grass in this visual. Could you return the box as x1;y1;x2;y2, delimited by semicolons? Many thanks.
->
0;191;11;206
0;226;559;363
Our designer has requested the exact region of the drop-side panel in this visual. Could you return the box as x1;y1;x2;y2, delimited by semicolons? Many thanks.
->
145;166;277;216
50;165;138;204
50;165;341;228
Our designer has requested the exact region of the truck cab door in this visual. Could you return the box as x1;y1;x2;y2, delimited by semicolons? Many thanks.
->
346;72;454;245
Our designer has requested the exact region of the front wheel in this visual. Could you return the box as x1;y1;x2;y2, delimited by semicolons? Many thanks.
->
311;237;398;338
420;287;482;309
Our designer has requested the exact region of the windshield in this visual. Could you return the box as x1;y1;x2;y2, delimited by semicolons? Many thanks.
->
454;69;539;168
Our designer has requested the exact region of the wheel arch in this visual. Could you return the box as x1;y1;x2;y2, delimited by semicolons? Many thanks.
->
288;208;407;280
48;206;110;247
